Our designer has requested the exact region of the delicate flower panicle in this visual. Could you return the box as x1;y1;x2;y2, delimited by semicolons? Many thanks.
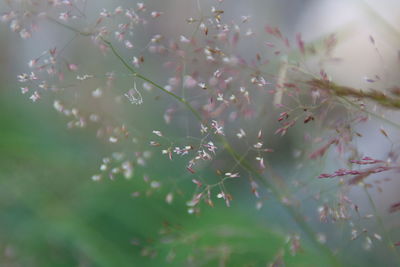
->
4;1;400;264
349;157;384;165
318;166;392;179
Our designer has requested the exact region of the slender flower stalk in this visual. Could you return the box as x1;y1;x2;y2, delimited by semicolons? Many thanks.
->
101;37;340;266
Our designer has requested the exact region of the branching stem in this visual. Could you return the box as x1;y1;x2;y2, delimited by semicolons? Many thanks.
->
50;17;341;266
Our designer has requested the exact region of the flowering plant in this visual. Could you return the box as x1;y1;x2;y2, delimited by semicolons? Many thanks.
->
2;0;400;265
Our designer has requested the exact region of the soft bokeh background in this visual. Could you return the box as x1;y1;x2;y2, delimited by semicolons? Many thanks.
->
1;0;400;266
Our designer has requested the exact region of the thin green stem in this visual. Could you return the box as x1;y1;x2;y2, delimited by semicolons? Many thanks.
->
103;38;340;266
101;38;202;122
221;137;340;265
46;16;92;36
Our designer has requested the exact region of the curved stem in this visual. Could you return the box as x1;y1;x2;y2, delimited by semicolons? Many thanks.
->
101;38;202;122
106;40;341;265
46;16;92;36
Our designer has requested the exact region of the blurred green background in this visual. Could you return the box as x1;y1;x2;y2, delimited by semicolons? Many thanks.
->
0;26;332;266
0;80;331;267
